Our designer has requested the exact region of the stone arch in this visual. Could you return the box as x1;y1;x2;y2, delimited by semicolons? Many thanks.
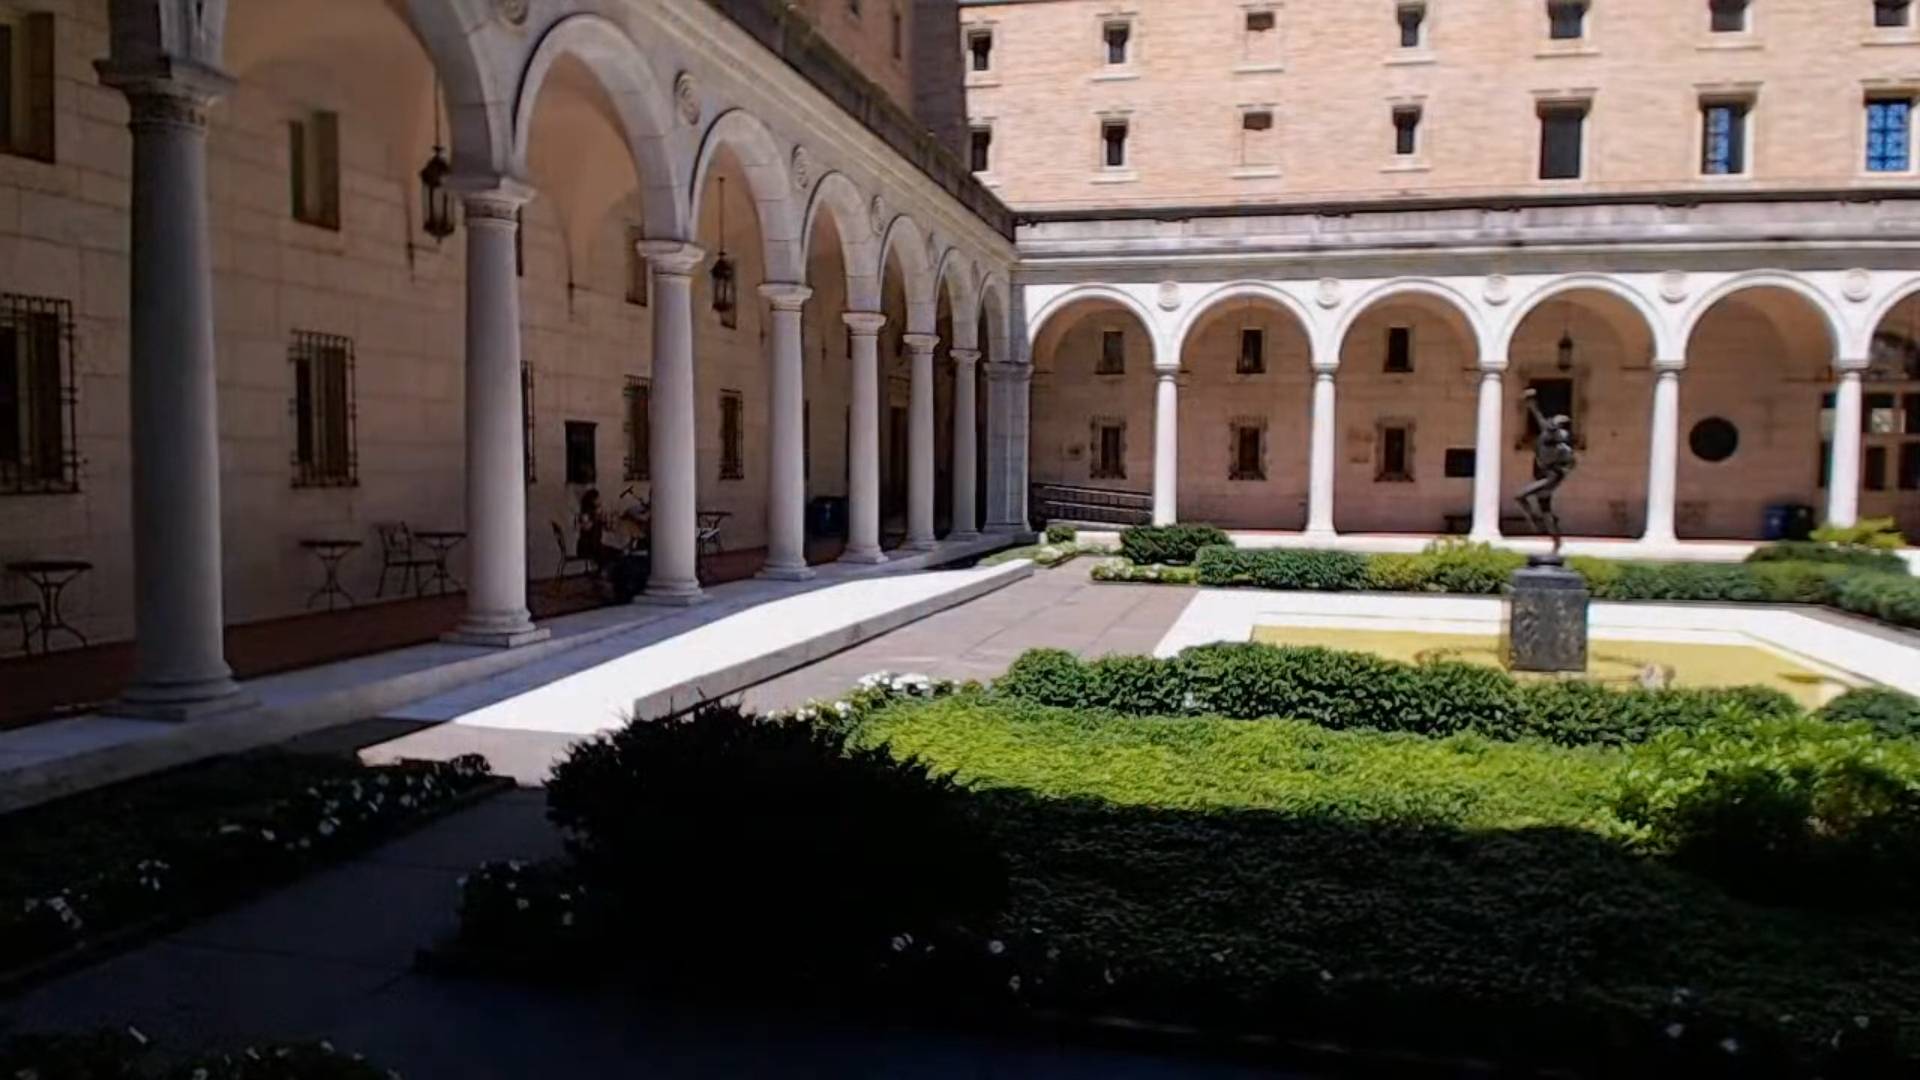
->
935;248;982;350
802;171;882;312
1173;282;1320;360
510;13;686;241
980;272;1013;364
1859;276;1920;360
1680;271;1846;359
1028;285;1163;364
1331;278;1487;363
689;108;806;285
1499;275;1673;362
880;213;939;335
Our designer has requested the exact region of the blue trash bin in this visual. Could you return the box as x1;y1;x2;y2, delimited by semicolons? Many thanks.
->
1761;504;1789;542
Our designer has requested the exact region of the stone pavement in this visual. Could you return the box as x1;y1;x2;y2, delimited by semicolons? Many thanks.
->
742;567;1196;712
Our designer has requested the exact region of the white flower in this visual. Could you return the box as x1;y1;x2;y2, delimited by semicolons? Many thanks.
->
1103;968;1116;985
318;820;336;838
1855;1015;1871;1029
126;1026;147;1046
1720;1037;1740;1054
192;1070;210;1080
1007;975;1022;993
987;939;1005;955
260;829;277;842
218;824;243;836
560;912;575;928
515;898;530;911
319;1040;336;1053
456;875;469;888
1666;1023;1685;1039
891;936;909;952
1319;969;1334;983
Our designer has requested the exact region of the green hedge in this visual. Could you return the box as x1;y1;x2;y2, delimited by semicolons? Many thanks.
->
997;643;1798;748
1117;524;1231;566
1816;686;1920;739
1746;540;1910;574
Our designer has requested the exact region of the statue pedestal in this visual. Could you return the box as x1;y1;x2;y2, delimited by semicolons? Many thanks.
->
1506;555;1589;674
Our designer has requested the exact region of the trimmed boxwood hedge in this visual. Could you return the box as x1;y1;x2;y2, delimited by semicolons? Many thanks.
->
997;643;1800;748
1117;524;1231;566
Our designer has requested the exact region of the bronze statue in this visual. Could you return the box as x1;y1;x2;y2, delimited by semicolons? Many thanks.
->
1516;388;1576;553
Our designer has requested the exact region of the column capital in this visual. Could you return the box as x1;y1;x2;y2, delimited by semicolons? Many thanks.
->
984;361;1030;383
843;311;887;335
950;348;982;367
902;332;940;355
640;241;707;276
97;56;235;132
453;176;536;225
759;282;813;310
1153;365;1181;382
1652;357;1686;375
1834;356;1873;374
1311;363;1338;379
1477;358;1509;375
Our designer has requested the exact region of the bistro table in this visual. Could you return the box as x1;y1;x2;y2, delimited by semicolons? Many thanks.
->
694;510;731;582
8;559;93;653
412;530;468;596
299;538;363;611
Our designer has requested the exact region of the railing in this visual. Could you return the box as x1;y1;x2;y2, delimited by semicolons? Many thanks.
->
701;0;1015;240
1032;482;1153;529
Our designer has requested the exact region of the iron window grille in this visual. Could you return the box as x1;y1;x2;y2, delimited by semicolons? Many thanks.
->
1091;417;1127;480
1700;99;1750;175
720;389;745;480
289;330;356;488
0;292;78;495
623;376;651;481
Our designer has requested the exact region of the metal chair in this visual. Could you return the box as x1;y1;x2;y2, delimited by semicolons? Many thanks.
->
550;521;597;590
373;523;434;598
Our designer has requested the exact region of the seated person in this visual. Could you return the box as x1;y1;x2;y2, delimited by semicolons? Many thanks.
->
575;488;621;570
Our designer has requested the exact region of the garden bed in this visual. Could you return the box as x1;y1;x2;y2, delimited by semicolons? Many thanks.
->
0;748;503;992
0;1028;401;1078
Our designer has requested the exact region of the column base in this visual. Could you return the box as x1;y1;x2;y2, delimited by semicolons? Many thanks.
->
948;530;982;543
756;563;816;582
1302;527;1339;543
1640;530;1678;548
838;546;889;565
115;677;255;723
904;536;940;551
638;581;707;607
442;621;551;649
1468;529;1504;544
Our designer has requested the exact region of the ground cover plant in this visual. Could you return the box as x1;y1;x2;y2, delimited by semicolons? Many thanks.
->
0;750;498;980
0;1028;397;1078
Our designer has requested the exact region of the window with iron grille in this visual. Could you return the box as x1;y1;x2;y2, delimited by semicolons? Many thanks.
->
289;330;356;487
1237;327;1266;374
523;362;535;484
623;376;650;481
0;10;56;163
1867;96;1913;172
0;293;77;494
720;389;745;480
970;125;993;173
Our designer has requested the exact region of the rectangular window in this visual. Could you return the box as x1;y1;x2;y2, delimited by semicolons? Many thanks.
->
849;0;860;17
1231;422;1265;481
1444;447;1477;478
1397;2;1426;47
523;363;536;484
290;330;356;488
0;11;54;163
623;376;650;481
1527;378;1575;437
1548;0;1588;38
1869;391;1900;433
514;207;525;278
1866;444;1889;490
1709;0;1749;32
1238;327;1266;374
1906;392;1920;433
564;421;597;486
968;28;993;71
1104;20;1131;64
720;390;745;481
0;293;75;495
1102;119;1129;168
1246;9;1276;32
1242;7;1281;65
1393;105;1422;156
1378;425;1414;482
1092;420;1127;479
288;110;341;230
891;8;904;59
1867;96;1913;172
625;230;649;306
970;125;993;173
1899;440;1920;489
1538;100;1588;180
1700;98;1751;175
1240;108;1277;168
1385;326;1414;372
1877;0;1914;27
1098;329;1126;374
803;399;812;482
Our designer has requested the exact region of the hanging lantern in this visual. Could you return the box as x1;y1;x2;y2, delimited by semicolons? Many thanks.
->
1555;303;1576;371
710;175;737;318
418;79;456;243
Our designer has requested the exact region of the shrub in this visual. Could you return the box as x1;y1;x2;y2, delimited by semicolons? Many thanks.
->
1117;524;1232;566
1818;686;1920;740
1564;555;1620;598
999;643;1794;748
1831;570;1920;629
0;1030;395;1080
1614;715;1920;908
544;701;1006;986
1811;516;1908;551
1044;523;1077;545
1420;539;1527;594
1089;558;1199;585
1362;552;1430;592
1747;540;1910;575
1195;547;1369;590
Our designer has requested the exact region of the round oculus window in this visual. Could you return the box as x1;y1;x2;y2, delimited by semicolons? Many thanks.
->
1688;417;1739;463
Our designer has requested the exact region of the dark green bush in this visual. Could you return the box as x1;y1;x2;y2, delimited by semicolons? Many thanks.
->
1817;686;1920;740
1044;523;1077;545
545;701;1006;984
1831;570;1920;629
999;643;1795;748
1195;547;1369;590
1117;524;1232;566
1615;715;1920;909
1420;539;1527;594
1746;540;1911;575
0;1029;394;1079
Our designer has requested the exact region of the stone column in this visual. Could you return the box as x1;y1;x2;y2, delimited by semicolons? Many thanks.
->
1305;365;1339;537
441;186;547;648
98;64;246;717
1827;360;1869;529
904;332;939;549
1642;359;1684;545
640;242;707;603
839;312;888;563
1470;363;1506;541
759;284;813;580
984;361;1031;532
1151;367;1179;526
949;348;981;539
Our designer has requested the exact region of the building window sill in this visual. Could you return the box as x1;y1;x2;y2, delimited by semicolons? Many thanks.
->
1694;171;1755;183
1234;61;1287;74
1230;166;1282;179
1856;169;1920;182
1534;44;1600;58
966;74;1002;88
1091;170;1140;184
1862;34;1920;46
1091;69;1140;82
1382;159;1431;174
977;172;1002;187
1696;37;1762;51
1384;51;1436;66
